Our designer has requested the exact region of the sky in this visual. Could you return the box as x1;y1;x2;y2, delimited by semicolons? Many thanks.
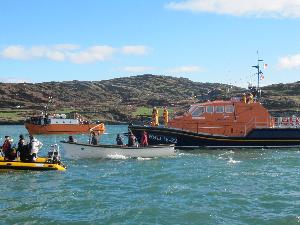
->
0;0;300;87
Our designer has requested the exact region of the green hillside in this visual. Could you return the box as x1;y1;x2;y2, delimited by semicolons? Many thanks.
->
0;75;299;123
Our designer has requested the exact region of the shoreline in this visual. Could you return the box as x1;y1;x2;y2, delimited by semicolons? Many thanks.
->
0;121;129;125
0;121;24;125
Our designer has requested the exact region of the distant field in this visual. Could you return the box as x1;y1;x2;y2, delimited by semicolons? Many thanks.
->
55;108;75;114
132;106;174;116
0;110;29;122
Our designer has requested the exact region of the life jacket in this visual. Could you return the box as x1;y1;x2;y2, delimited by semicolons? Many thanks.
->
282;117;289;126
141;134;148;146
91;135;98;145
289;117;294;126
30;139;42;154
296;117;300;125
2;140;11;152
128;135;137;147
116;136;123;145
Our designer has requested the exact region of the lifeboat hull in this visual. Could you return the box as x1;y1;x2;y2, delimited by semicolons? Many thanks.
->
0;157;66;171
25;123;105;135
61;141;176;159
129;125;300;149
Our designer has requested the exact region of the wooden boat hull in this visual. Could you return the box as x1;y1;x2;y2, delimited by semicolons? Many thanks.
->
61;141;176;159
129;125;300;149
25;123;105;135
0;157;66;171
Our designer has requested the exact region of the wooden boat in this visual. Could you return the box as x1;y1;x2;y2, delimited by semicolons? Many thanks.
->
25;114;105;135
129;60;300;149
0;157;66;171
60;141;176;159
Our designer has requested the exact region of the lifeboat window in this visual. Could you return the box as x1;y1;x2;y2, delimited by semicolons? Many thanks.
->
215;106;224;113
191;106;205;117
188;105;198;113
206;106;214;113
225;105;234;113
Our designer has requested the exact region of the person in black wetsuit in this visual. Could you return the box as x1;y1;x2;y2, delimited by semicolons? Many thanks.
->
90;132;98;145
127;132;138;147
17;134;27;161
116;134;124;145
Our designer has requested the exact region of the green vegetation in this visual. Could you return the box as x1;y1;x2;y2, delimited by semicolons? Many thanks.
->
0;75;299;124
132;106;174;117
56;108;75;114
132;107;152;116
0;110;29;122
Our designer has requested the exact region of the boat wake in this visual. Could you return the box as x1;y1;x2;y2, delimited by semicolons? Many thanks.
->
137;157;153;161
227;157;241;164
106;154;128;160
106;154;154;160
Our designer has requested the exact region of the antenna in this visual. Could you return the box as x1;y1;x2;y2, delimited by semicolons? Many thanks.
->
252;51;263;100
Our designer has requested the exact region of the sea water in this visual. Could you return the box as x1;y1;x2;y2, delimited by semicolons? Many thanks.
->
0;125;299;225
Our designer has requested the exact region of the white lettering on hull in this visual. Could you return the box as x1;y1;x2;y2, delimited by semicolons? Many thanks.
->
149;134;177;144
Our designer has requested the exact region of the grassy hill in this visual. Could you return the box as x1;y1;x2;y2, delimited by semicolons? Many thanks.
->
0;74;299;123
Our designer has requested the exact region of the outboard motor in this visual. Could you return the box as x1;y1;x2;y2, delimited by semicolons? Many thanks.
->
47;144;61;163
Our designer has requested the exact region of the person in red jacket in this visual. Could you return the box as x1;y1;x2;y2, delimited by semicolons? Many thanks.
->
2;136;12;160
140;131;149;147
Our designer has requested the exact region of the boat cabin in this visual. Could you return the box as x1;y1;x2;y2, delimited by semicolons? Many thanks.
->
168;98;274;137
26;114;80;125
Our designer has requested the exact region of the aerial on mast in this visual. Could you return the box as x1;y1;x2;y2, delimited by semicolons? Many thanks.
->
252;51;264;100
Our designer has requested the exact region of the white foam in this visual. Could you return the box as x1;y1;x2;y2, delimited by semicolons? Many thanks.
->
227;157;241;164
106;154;128;160
137;157;153;161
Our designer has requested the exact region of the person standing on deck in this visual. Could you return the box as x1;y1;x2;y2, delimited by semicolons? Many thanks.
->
242;93;247;103
116;134;124;146
17;135;27;161
2;136;13;160
2;136;10;157
29;135;43;162
151;107;159;126
140;131;149;147
90;132;98;145
163;108;169;127
249;93;254;103
68;136;77;143
128;132;138;147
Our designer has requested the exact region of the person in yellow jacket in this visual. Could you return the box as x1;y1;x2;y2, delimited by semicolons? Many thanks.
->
163;108;169;126
242;93;247;103
151;107;159;126
249;93;254;103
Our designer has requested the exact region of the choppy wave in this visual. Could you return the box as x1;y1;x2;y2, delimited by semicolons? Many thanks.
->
227;157;241;164
1;125;299;225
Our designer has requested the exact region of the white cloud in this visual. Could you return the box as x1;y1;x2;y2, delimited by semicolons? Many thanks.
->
166;0;300;18
46;51;65;61
2;45;29;60
121;45;149;55
53;44;80;51
168;65;203;73
1;44;149;64
278;54;300;69
1;45;66;61
121;66;156;73
68;46;116;64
